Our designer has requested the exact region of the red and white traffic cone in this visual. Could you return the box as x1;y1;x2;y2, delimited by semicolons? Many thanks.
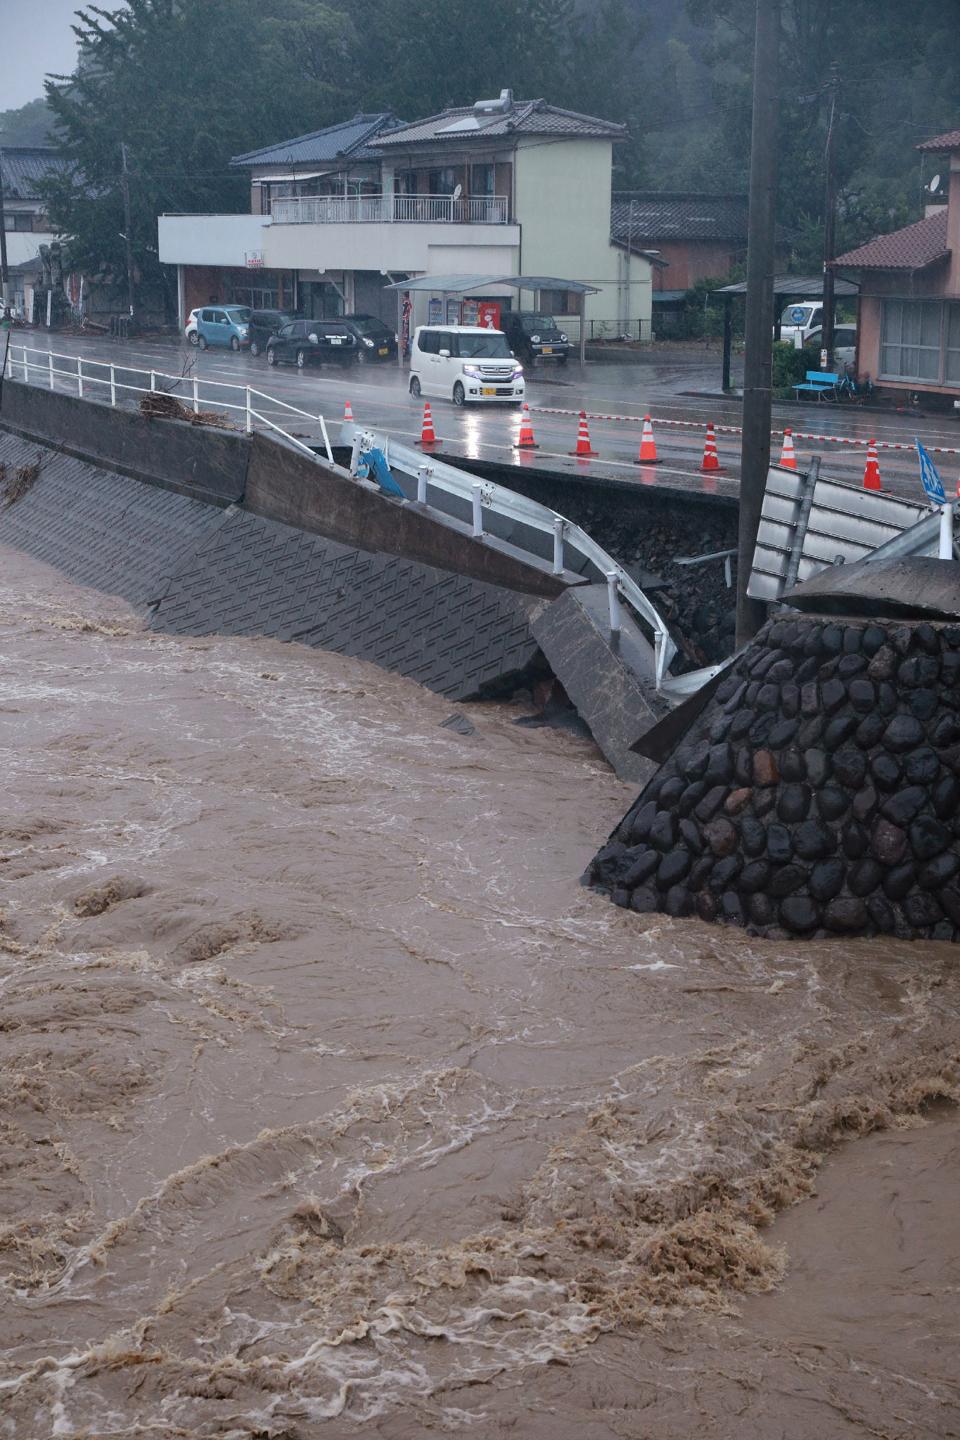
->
569;410;598;457
863;439;881;490
417;402;439;448
515;402;538;449
634;414;660;465
701;421;723;473
779;427;797;470
343;400;354;424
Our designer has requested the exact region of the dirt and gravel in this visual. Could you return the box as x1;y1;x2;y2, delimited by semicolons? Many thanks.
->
0;543;957;1439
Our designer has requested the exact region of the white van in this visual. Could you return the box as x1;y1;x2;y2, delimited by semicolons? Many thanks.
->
409;325;525;406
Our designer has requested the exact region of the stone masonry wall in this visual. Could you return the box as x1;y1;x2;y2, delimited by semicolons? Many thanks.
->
588;611;960;942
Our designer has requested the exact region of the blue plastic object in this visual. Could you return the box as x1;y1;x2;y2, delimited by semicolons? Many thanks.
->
356;446;406;498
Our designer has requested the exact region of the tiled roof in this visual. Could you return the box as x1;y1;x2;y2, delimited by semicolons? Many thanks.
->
0;148;69;202
231;114;400;168
378;99;625;147
833;209;949;270
611;192;750;242
916;129;960;153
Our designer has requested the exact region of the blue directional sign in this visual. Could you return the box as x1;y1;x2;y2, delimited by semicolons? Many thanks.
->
916;438;947;505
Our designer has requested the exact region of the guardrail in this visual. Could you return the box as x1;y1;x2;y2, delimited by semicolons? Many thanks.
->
2;343;334;464
345;424;694;692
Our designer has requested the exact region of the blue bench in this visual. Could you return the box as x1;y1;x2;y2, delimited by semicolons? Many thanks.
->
794;369;840;401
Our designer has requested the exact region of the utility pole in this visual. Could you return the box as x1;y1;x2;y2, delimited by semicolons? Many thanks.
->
736;0;781;647
820;64;840;371
0;136;10;313
120;141;136;322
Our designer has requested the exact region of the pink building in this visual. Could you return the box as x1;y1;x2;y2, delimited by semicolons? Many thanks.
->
834;128;960;400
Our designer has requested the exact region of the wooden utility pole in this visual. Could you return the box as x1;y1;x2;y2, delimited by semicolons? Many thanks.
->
120;141;136;322
736;0;781;648
820;65;840;371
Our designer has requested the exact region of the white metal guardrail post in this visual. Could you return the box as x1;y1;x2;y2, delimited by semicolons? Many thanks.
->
109;363;116;407
417;465;429;503
317;415;333;465
77;358;84;400
192;375;199;415
22;348;28;382
48;352;54;390
245;387;253;434
606;571;622;634
940;502;953;559
552;516;564;575
471;484;483;538
150;369;156;393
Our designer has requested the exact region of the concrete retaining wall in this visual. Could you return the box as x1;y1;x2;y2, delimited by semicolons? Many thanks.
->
1;380;249;505
588;611;960;942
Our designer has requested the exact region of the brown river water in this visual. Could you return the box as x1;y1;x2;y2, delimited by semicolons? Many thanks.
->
0;543;958;1440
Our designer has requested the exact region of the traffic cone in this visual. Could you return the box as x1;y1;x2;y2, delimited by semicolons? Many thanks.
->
417;402;439;448
343;400;354;424
779;427;797;470
701;422;723;473
569;410;598;458
634;414;660;465
515;402;538;449
863;439;881;490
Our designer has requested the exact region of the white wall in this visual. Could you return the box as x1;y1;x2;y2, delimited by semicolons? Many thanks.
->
513;137;652;336
263;219;519;274
158;213;271;267
4;231;55;268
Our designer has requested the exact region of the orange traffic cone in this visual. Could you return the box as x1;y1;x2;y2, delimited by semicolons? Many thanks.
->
343;400;354;423
701;422;723;473
634;414;660;465
417;402;439;448
863;439;881;490
569;410;598;458
515;402;538;449
779;427;797;470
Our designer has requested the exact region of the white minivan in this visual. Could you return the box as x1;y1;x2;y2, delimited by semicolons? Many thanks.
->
409;325;525;406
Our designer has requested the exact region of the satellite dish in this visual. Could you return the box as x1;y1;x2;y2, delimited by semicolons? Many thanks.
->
929;173;942;193
452;183;463;201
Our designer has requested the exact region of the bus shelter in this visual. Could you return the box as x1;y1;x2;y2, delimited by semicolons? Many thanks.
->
385;273;600;366
714;275;859;391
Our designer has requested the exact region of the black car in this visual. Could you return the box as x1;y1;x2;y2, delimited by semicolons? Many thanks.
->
339;314;398;364
248;309;302;357
265;320;358;369
500;311;571;365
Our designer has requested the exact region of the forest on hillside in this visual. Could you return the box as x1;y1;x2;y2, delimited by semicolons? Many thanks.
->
2;0;957;290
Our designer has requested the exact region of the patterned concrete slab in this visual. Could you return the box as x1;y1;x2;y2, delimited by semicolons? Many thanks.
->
151;508;545;700
0;430;227;605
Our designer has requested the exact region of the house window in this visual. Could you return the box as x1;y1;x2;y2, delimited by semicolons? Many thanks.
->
428;167;458;196
4;212;34;232
946;304;960;387
539;288;578;316
470;164;495;197
880;299;942;381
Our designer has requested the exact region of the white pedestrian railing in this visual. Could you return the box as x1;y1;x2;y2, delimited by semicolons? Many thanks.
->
346;426;684;690
270;193;509;226
3;343;334;464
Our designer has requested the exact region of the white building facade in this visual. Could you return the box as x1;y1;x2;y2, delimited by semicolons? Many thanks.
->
157;96;655;341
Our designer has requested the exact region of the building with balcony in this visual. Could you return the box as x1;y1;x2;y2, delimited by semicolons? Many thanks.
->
158;92;658;340
833;127;960;400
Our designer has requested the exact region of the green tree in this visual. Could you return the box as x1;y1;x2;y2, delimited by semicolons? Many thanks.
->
0;98;53;147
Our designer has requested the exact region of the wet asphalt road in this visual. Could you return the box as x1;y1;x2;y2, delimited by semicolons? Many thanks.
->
7;330;960;503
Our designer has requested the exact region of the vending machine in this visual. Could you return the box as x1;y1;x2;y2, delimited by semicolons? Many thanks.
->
476;301;501;330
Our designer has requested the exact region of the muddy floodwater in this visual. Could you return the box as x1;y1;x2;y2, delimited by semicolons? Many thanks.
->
0;543;958;1440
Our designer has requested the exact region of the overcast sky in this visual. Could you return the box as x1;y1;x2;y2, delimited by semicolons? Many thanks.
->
3;0;86;109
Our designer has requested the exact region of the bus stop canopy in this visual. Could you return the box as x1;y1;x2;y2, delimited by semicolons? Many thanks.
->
385;273;600;364
714;275;860;390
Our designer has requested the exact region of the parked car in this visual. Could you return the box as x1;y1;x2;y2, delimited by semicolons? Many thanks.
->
192;305;252;350
247;308;302;356
409;326;525;406
266;319;358;368
339;313;398;363
804;324;857;369
499;310;570;365
184;308;200;344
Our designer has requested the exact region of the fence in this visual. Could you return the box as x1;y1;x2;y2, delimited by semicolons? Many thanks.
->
2;343;334;464
270;194;510;226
